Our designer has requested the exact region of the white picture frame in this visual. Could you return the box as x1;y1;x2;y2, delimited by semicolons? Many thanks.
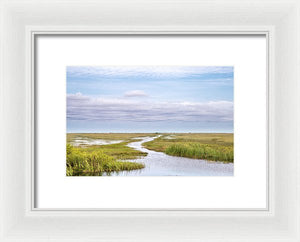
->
0;0;299;241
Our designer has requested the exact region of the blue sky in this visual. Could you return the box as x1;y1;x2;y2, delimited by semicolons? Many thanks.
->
67;66;233;133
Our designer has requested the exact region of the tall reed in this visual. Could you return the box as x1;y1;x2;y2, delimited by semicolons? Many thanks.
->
66;144;145;176
165;143;233;162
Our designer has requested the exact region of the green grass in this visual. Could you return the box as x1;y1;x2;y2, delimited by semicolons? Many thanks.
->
66;144;145;176
82;141;147;160
143;133;234;163
165;143;233;162
66;133;149;176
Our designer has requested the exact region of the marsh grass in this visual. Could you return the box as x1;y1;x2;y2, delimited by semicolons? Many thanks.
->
81;141;147;160
144;133;234;163
66;144;145;176
165;143;233;162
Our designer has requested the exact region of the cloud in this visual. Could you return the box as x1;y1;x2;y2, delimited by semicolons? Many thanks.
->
67;66;233;80
124;90;148;97
67;93;233;123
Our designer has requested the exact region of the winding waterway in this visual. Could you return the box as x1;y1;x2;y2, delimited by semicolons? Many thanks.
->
110;136;234;176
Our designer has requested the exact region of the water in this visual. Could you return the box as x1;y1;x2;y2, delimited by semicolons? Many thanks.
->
109;136;234;176
72;138;123;146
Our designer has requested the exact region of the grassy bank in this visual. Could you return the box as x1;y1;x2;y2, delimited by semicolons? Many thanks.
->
143;133;233;163
81;141;147;160
66;144;145;176
66;133;149;176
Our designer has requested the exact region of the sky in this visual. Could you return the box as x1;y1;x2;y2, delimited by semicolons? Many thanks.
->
67;66;233;133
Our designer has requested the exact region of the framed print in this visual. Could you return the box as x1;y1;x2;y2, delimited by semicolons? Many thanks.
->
1;0;300;241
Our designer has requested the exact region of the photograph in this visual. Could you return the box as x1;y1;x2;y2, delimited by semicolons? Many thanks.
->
66;66;234;176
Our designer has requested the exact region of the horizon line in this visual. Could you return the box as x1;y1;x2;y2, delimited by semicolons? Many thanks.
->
67;132;234;134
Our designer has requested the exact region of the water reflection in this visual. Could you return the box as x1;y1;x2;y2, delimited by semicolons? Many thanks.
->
71;138;123;146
